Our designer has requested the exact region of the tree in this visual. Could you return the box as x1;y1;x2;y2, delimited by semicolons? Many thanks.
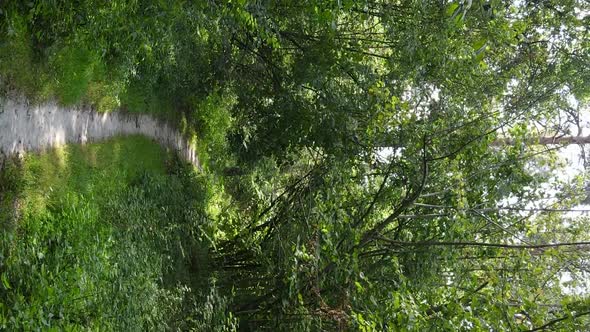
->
210;0;590;329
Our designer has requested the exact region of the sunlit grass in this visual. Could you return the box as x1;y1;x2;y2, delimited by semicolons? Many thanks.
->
19;135;169;218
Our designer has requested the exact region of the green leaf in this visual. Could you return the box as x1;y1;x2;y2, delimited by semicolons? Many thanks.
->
355;281;364;293
1;273;10;290
446;3;460;17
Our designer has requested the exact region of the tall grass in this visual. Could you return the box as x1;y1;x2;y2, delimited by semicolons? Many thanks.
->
0;136;238;330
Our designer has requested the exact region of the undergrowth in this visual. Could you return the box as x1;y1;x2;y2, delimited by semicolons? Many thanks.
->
0;136;238;330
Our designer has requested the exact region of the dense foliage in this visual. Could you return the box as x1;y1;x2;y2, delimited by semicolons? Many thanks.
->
1;0;590;330
0;137;238;330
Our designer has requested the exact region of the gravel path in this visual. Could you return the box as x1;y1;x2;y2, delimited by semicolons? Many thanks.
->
0;97;200;168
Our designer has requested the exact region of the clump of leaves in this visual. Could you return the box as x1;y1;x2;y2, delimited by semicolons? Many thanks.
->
191;91;235;166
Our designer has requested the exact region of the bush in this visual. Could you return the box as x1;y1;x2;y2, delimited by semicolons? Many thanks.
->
191;91;236;170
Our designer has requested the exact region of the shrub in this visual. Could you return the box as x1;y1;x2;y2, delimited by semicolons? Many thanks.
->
191;91;236;170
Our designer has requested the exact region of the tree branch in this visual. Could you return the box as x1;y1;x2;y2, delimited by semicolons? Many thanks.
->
527;310;590;331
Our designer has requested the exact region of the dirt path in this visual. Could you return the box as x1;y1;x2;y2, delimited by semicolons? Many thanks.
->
0;97;200;168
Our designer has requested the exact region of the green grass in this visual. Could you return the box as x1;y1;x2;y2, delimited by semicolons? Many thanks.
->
0;14;51;102
0;136;237;331
19;135;168;216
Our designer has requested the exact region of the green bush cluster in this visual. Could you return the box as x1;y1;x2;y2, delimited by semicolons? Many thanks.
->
189;91;236;171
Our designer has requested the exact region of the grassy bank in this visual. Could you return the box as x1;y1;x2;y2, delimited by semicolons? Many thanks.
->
0;136;237;330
